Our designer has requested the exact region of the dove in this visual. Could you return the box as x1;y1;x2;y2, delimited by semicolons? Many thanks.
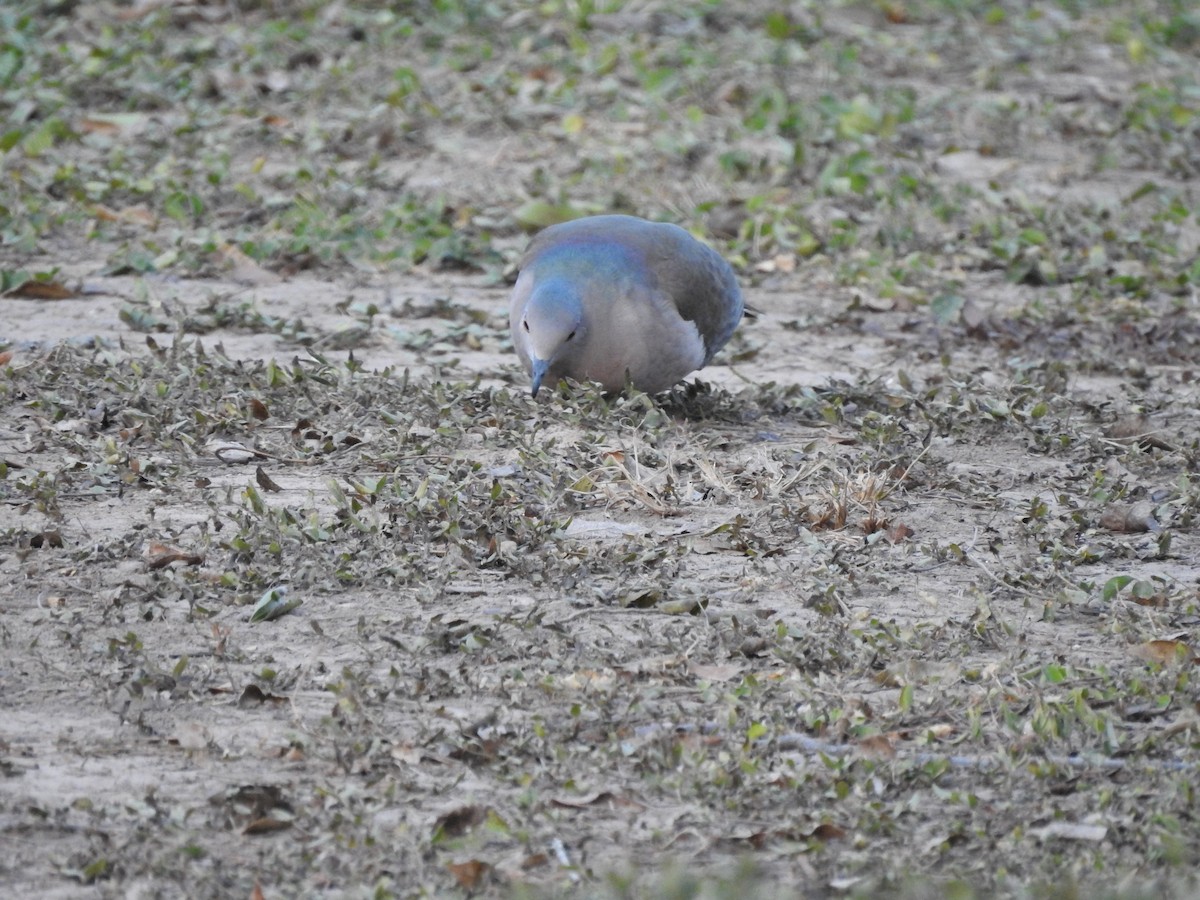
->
509;215;744;396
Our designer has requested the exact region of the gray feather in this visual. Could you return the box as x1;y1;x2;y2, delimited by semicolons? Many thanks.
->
511;215;744;395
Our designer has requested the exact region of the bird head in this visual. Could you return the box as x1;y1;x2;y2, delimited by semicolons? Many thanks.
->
521;279;586;396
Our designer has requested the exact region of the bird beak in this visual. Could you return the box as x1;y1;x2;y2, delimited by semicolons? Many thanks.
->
530;357;551;397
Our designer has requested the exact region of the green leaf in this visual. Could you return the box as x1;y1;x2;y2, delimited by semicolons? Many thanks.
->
164;191;202;222
1101;575;1134;601
836;95;881;139
513;200;592;230
1;269;31;293
1042;664;1067;683
250;585;302;622
81;858;110;882
0;47;22;85
1131;579;1157;599
931;293;965;324
21;118;62;156
765;12;792;39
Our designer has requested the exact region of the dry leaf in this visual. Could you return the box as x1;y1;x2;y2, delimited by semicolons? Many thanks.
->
560;669;615;690
857;734;897;759
238;684;288;707
1098;502;1156;533
433;805;487;838
1031;822;1107;842
77;117;122;135
745;822;846;848
447;860;491;891
214;243;280;286
28;530;64;549
961;297;988;331
7;280;76;300
858;293;896;312
211;440;257;464
170;722;210;751
1108;415;1173;451
0;351;12;367
810;822;848;841
249;397;270;420
688;662;744;682
250;883;265;900
390;741;421;764
145;541;204;570
243;817;292;835
738;637;770;658
93;203;157;227
220;784;290;820
754;253;797;274
550;790;620;809
618;588;662;608
1132;640;1195;665
255;466;282;492
1125;592;1168;608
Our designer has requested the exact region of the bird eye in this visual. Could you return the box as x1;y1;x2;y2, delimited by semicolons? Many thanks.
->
522;320;530;332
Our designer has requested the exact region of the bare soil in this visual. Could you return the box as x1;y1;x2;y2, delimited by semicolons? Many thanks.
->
2;2;1199;898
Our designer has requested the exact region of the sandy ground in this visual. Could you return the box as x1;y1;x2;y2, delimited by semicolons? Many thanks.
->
2;2;1199;897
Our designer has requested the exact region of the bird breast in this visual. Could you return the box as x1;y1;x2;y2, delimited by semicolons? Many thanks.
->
572;284;706;393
